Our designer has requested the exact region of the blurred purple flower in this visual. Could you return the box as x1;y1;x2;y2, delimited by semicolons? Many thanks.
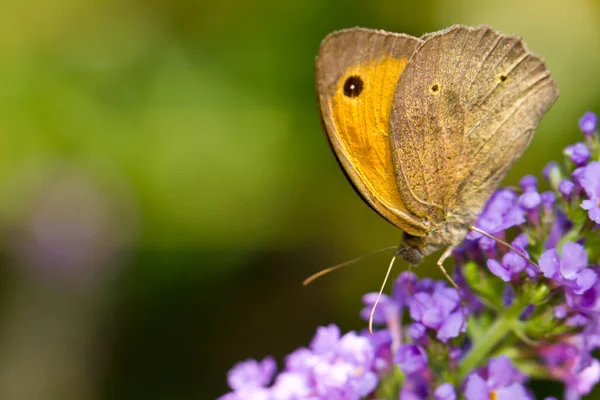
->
394;344;428;374
464;357;529;400
408;283;465;342
539;343;600;398
540;242;597;295
564;142;591;166
434;383;456;400
520;175;538;192
559;180;575;197
579;112;598;136
227;357;276;392
467;189;525;241
580;162;600;223
518;191;541;210
486;235;530;282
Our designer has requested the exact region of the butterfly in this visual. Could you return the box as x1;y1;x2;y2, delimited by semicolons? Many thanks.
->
314;25;558;330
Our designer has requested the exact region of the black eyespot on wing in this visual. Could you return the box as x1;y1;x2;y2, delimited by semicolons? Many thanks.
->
499;75;507;82
431;84;439;92
343;76;364;97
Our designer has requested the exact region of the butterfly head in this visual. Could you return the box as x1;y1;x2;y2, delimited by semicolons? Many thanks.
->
397;234;425;265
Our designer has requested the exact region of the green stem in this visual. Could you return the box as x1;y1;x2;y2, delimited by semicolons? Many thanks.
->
457;295;529;379
557;222;585;251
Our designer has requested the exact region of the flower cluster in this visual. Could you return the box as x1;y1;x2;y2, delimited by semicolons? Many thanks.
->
220;112;600;399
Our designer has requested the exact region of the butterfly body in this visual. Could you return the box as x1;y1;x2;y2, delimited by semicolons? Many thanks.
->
316;25;558;265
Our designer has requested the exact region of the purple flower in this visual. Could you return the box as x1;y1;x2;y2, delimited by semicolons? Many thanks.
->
554;305;568;319
227;357;277;391
573;166;586;186
400;375;430;400
310;328;378;399
520;175;538;192
559;180;575;197
518;191;541;210
310;324;341;355
580;162;600;223
541;191;556;207
362;330;393;375
270;372;310;399
467;189;525;241
539;343;600;398
539;242;597;295
434;383;456;400
393;271;418;305
394;344;428;374
564;142;591;166
408;323;427;342
408;283;466;342
579;112;598;136
486;235;531;282
464;356;529;400
566;359;600;399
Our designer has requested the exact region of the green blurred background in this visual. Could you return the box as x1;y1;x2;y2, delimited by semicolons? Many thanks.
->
0;0;599;399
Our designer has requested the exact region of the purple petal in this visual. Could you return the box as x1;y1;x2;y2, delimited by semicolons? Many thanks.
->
564;142;590;166
227;357;277;390
270;372;310;400
570;358;600;395
487;356;516;388
520;175;537;192
422;308;444;329
408;323;427;341
519;191;541;210
559;180;575;196
554;305;568;319
495;382;529;400
573;166;586;185
560;242;588;280
434;383;456;400
540;191;557;205
465;374;490;400
393;271;418;306
581;199;595;210
434;287;460;315
574;269;598;295
488;259;512;282
588;205;600;224
579;112;598;135
394;344;428;374
512;233;529;251
437;311;464;342
539;248;560;279
285;348;313;372
409;292;433;321
310;324;341;354
338;332;374;368
503;252;526;274
581;162;600;199
353;371;378;397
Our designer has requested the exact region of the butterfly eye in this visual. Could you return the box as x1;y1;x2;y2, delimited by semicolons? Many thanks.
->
343;76;364;97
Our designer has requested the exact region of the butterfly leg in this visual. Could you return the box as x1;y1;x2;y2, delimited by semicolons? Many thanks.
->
436;246;460;292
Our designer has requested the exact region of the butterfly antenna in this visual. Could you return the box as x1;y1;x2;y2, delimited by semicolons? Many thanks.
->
302;246;398;286
368;252;399;335
469;226;540;271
